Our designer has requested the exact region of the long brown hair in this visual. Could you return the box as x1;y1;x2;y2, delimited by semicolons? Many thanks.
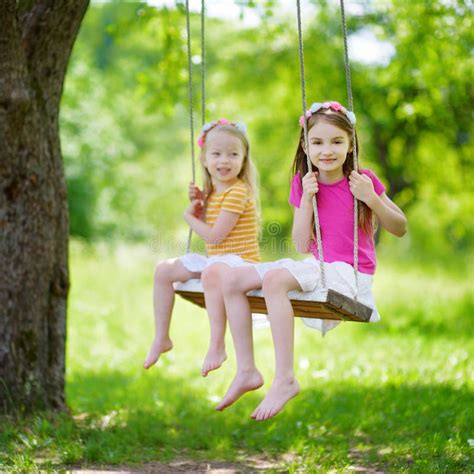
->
291;110;374;235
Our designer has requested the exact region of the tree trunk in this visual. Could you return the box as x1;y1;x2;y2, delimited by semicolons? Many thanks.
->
0;0;89;414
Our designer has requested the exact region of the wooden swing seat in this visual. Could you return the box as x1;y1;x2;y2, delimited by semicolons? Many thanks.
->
174;279;373;322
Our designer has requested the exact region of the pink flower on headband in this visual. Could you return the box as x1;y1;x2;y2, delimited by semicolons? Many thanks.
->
299;101;356;126
197;134;206;147
327;101;343;112
197;119;247;148
298;111;312;127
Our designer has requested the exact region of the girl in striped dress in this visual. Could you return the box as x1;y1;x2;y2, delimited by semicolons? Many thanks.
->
144;119;261;377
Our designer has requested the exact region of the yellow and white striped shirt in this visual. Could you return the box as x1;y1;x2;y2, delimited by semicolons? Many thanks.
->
205;180;260;263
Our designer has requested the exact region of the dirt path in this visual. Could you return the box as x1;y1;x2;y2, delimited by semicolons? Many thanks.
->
71;456;288;473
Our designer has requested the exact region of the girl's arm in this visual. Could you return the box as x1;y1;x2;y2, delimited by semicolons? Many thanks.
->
292;200;315;253
184;201;240;245
368;193;407;237
292;172;319;253
349;171;407;237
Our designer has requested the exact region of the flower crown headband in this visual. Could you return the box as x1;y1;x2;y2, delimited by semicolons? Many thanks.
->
197;118;247;148
299;101;356;127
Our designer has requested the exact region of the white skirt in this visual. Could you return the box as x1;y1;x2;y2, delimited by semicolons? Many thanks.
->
253;257;380;335
178;252;252;273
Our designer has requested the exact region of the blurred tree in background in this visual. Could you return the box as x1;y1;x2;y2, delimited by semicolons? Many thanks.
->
60;0;473;260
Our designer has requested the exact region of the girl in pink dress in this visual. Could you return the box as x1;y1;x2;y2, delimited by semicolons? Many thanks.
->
215;101;407;421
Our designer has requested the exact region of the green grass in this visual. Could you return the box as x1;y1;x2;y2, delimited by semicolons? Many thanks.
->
1;240;473;472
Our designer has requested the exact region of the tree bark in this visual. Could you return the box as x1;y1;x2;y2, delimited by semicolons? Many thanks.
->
0;0;89;414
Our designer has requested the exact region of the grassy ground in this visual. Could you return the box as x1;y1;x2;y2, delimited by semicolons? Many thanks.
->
1;241;473;472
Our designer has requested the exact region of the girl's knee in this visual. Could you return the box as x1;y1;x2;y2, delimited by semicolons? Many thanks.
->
201;264;226;290
221;268;244;294
154;259;178;283
262;269;289;297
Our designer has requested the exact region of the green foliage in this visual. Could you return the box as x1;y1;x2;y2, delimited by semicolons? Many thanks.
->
0;242;472;471
60;0;472;257
353;0;473;253
61;2;191;240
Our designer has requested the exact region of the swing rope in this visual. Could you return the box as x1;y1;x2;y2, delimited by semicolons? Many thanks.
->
296;0;327;288
200;0;206;125
339;0;359;292
296;0;360;296
185;0;206;253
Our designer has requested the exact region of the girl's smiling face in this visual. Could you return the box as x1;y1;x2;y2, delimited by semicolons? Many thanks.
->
306;119;351;180
203;129;245;189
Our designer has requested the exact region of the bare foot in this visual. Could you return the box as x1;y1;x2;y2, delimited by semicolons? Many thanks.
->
251;378;300;421
215;369;264;411
201;348;227;377
143;338;173;369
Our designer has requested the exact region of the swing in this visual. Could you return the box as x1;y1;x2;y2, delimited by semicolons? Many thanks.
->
174;0;373;323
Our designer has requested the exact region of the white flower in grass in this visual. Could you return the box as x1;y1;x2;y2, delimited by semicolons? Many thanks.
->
299;357;309;370
312;369;329;379
351;365;362;377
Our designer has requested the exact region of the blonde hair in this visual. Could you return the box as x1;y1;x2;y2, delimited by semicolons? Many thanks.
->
292;109;374;235
200;125;261;227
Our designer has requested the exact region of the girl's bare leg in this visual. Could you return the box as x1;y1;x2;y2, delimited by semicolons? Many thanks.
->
251;269;301;421
216;266;264;411
200;263;231;377
143;258;200;369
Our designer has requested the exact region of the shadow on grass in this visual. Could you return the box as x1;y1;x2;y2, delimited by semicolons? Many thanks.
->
2;369;470;471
